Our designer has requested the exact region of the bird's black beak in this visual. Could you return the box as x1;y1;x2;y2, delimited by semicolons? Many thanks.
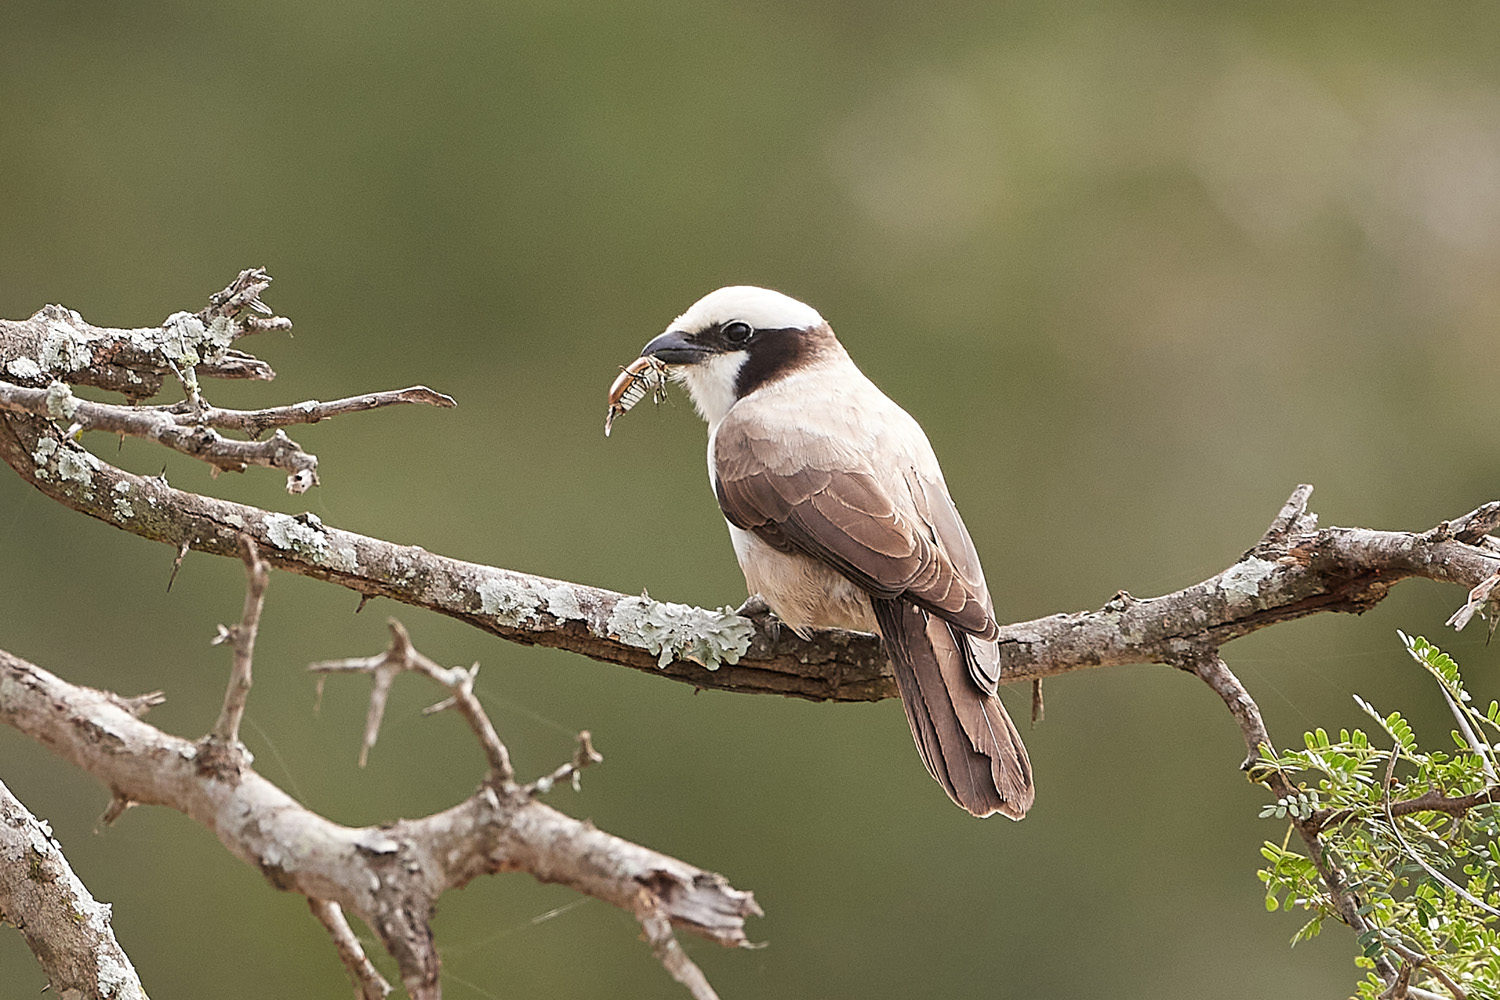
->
640;330;709;365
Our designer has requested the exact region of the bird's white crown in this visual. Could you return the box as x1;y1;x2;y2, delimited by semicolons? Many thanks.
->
670;285;824;335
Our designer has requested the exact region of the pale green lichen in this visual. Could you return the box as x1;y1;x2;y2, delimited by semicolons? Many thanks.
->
476;576;593;629
31;436;58;466
543;584;584;622
1220;557;1279;608
113;498;134;520
43;380;79;420
55;447;95;486
39;318;92;372
606;595;754;670
263;512;329;557
477;577;543;627
6;356;42;380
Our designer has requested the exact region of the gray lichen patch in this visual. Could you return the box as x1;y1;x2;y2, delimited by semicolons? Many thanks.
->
474;575;592;629
477;577;544;627
1218;557;1280;609
263;512;329;557
37;309;93;372
31;435;58;466
329;543;360;572
607;595;755;670
158;311;239;367
43;380;79;420
6;356;42;380
28;435;98;491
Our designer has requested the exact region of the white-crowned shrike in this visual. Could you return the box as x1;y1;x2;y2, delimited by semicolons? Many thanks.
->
633;286;1033;818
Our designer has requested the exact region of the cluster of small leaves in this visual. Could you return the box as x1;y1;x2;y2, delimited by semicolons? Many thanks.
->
1261;789;1321;821
1255;635;1500;999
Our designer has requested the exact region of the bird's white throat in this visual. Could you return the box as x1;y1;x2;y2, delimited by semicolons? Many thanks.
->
671;350;748;429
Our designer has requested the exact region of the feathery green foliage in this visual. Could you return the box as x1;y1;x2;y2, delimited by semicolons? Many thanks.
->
1256;635;1500;999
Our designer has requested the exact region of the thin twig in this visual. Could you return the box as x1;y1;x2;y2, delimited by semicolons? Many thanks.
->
1181;649;1398;981
1310;785;1500;833
523;731;604;795
208;537;270;749
636;900;720;1000
150;386;457;438
309;899;392;1000
1379;740;1500;920
0;379;321;490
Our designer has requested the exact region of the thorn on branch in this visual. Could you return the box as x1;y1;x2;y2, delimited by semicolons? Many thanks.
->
98;793;135;828
110;689;166;719
167;539;190;592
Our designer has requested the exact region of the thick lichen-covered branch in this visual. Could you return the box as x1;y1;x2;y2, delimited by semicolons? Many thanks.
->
4;407;1497;704
0;268;284;400
0;779;149;1000
8;273;1493;705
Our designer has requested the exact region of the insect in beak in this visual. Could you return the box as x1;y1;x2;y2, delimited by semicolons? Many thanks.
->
604;355;669;436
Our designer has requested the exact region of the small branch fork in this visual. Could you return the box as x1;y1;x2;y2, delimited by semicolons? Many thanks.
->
310;618;516;784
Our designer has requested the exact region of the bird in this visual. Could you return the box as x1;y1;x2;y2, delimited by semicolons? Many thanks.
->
635;285;1033;819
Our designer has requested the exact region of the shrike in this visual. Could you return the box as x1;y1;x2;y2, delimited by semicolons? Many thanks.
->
634;286;1033;819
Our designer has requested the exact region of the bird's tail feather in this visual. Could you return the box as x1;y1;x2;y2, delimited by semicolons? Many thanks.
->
873;599;1034;819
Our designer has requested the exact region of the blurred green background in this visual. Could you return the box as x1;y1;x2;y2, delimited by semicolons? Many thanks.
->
3;2;1500;997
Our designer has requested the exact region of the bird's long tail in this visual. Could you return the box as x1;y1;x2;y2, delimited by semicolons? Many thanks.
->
873;599;1034;819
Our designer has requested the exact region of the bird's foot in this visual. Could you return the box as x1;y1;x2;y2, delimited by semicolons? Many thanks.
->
734;594;772;618
733;594;786;646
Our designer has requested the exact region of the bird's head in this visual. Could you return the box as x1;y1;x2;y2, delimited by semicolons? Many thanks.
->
641;286;837;426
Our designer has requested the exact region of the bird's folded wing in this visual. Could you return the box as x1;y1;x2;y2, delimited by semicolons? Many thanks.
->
713;415;998;650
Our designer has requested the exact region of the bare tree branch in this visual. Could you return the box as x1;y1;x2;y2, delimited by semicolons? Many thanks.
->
207;537;269;753
0;379;455;494
4;394;1497;704
309;898;393;1000
153;386;457;437
0;778;149;999
0;268;283;401
0;646;762;997
4;275;1496;699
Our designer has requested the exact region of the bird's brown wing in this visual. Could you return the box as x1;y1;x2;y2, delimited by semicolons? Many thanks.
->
713;408;1032;818
713;415;997;645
